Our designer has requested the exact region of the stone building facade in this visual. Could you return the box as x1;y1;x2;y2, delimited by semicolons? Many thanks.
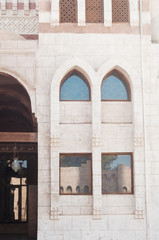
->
0;0;159;240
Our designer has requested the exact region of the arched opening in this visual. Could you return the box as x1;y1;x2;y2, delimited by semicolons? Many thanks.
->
60;70;91;101
0;73;37;239
101;70;131;101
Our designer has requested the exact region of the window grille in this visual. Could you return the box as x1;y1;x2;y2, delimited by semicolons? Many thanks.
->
112;0;129;23
60;0;77;23
86;0;104;23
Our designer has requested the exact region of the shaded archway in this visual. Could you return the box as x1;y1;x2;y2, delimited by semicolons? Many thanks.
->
0;73;37;132
0;73;37;239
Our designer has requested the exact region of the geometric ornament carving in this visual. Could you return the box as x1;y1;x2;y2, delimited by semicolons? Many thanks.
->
135;209;144;219
92;137;101;148
51;135;60;148
51;207;59;220
0;17;39;34
134;135;144;148
93;209;102;220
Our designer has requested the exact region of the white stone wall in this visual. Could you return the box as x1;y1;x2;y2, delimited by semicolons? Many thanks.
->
1;0;159;238
38;33;145;240
0;32;149;240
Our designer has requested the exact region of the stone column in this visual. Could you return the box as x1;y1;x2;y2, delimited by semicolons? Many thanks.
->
12;0;18;15
133;92;145;219
77;0;86;26
24;0;29;15
50;134;60;220
50;83;60;219
129;0;139;26
104;0;112;27
1;0;6;15
51;0;60;26
92;83;102;219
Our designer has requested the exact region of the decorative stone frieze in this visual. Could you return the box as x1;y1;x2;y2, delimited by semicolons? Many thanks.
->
0;17;39;34
51;207;59;220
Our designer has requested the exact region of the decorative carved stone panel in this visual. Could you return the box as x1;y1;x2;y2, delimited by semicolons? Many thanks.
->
93;209;102;220
86;0;104;23
51;207;59;220
60;0;77;23
92;137;101;148
135;209;144;219
0;17;39;34
112;0;129;23
134;135;144;148
51;135;60;148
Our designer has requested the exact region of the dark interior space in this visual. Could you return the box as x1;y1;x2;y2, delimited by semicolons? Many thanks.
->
0;73;38;239
0;73;37;132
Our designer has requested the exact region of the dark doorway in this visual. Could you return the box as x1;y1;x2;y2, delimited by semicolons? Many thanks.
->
0;73;37;239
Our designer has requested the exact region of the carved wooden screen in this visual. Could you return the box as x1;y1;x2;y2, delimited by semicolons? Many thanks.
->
112;0;129;23
86;0;104;23
60;0;77;23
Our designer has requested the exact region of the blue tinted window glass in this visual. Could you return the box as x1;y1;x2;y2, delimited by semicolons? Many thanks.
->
60;75;90;100
101;74;129;100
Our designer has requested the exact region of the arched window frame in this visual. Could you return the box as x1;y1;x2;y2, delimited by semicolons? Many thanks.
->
76;185;80;193
60;70;91;101
101;70;131;101
66;185;72;193
112;0;130;23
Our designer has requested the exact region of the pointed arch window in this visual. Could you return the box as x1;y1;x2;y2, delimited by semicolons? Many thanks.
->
101;70;130;101
60;0;77;23
112;0;129;23
60;70;90;101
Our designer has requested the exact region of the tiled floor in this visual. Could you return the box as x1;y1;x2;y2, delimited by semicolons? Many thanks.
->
0;234;36;240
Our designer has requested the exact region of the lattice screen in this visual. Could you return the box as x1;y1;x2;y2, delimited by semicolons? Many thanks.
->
86;0;104;23
60;0;77;23
112;0;129;23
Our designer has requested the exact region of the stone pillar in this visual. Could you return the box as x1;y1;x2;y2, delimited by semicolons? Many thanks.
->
50;82;60;219
24;0;29;15
92;83;102;220
36;0;39;15
104;0;112;26
129;0;139;26
12;0;18;15
133;92;145;219
50;135;60;220
77;0;86;26
1;0;6;15
51;0;60;26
